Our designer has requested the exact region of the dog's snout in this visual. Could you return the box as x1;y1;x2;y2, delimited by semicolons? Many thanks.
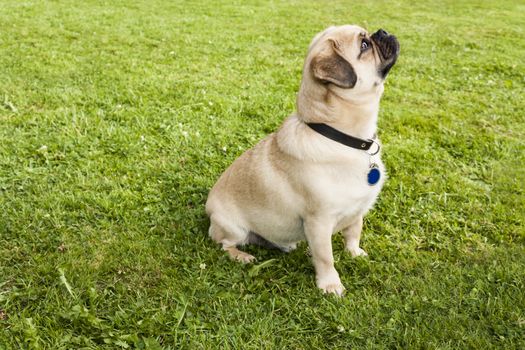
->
374;29;388;38
370;27;399;78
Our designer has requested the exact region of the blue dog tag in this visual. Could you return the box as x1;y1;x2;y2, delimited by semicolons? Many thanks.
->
367;164;381;185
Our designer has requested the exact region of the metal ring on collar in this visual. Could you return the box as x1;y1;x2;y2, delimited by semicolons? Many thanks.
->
366;139;381;156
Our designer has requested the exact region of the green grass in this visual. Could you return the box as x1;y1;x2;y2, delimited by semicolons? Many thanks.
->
1;0;524;348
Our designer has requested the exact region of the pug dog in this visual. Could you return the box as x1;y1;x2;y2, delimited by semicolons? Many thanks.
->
206;25;399;296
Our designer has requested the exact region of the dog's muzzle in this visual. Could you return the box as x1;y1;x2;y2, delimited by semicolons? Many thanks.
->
371;29;400;77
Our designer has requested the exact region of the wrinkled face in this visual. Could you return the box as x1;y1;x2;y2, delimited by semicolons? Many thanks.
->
306;25;400;100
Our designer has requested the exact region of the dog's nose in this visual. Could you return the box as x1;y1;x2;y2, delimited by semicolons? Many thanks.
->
376;29;388;37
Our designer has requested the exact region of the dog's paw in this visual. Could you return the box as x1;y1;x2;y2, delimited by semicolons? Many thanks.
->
346;246;368;258
317;273;345;297
319;283;346;297
234;251;256;263
225;247;256;264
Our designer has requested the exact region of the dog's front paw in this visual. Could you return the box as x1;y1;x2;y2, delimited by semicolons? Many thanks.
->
319;283;345;296
317;273;345;297
346;246;368;257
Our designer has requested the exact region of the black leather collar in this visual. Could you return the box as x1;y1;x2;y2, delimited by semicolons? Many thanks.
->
306;122;379;154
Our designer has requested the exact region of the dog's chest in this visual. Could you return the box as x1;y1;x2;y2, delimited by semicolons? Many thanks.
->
307;157;384;226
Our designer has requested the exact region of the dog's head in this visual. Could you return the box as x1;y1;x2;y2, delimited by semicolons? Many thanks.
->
303;25;399;102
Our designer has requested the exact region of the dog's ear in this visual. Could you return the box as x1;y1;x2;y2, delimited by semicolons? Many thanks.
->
311;41;357;89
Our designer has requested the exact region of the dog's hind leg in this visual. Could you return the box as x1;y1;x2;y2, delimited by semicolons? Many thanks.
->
209;216;256;263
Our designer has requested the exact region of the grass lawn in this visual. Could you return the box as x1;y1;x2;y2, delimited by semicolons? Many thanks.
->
1;0;524;348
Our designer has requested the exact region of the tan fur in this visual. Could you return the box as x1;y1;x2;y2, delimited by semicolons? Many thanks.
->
206;25;398;296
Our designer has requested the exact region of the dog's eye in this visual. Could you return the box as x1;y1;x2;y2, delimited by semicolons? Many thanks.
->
361;39;370;51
